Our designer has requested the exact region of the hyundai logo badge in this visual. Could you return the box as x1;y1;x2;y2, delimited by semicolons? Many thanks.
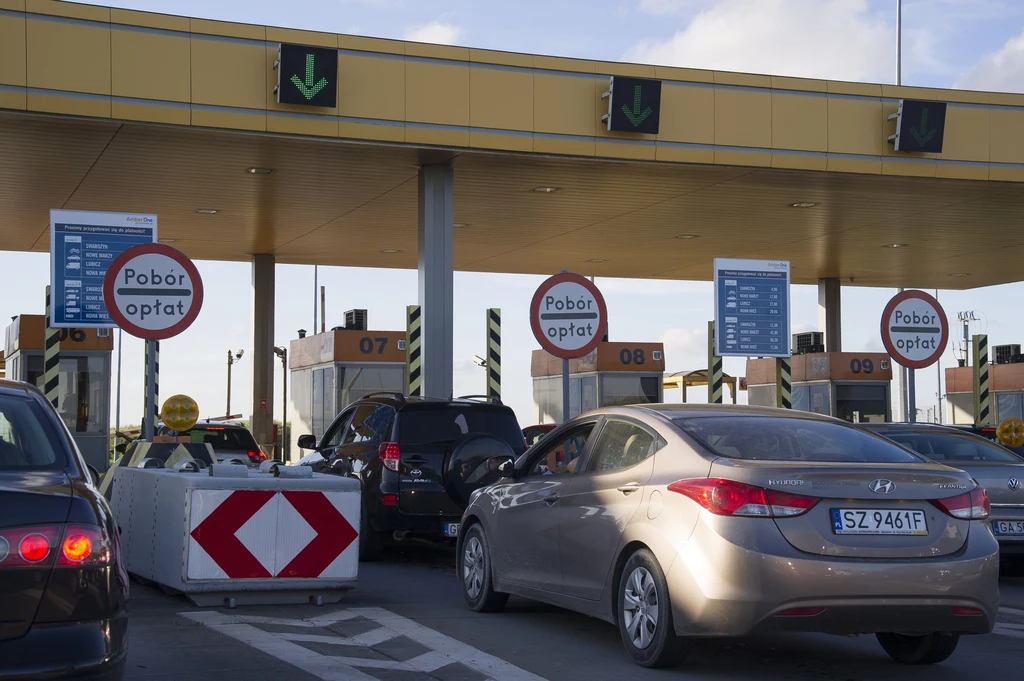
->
1010;478;1020;491
869;479;896;494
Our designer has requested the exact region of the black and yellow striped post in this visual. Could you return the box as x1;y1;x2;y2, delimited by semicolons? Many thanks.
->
43;286;61;409
406;305;422;397
707;321;723;404
776;357;792;409
486;308;501;400
973;334;991;427
142;340;159;435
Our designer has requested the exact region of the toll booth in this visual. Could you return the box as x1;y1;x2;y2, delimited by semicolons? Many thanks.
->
288;327;406;458
531;342;665;424
945;362;1024;425
745;352;893;422
4;315;113;470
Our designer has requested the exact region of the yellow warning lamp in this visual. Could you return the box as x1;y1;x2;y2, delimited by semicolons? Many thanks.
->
161;394;200;432
996;417;1024;448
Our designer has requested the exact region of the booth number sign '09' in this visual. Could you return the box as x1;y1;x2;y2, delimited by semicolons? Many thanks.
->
103;243;205;340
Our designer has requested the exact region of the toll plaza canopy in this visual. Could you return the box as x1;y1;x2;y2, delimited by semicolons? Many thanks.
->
2;1;1024;290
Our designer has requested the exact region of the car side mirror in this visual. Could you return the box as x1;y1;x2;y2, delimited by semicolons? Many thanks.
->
297;434;316;450
493;456;515;477
86;464;101;486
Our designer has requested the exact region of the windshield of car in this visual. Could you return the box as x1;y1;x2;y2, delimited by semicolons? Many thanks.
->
400;407;526;454
0;395;67;470
884;431;1024;463
673;416;923;463
181;426;259;451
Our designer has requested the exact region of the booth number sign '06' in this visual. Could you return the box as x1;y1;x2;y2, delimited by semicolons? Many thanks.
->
530;273;608;360
102;243;204;341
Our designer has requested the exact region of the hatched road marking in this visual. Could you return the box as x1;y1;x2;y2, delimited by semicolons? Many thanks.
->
181;607;548;681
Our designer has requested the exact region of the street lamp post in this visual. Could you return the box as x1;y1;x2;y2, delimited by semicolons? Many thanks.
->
274;346;288;461
226;349;243;417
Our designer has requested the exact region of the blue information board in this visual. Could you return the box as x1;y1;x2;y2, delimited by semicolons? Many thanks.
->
713;258;791;357
49;210;157;328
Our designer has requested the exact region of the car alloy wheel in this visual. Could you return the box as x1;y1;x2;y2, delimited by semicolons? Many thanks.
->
623;566;659;650
463;535;485;600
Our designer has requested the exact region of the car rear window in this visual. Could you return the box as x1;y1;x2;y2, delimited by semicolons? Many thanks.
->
400;407;526;454
673;416;923;463
182;426;258;451
885;432;1024;463
0;395;67;470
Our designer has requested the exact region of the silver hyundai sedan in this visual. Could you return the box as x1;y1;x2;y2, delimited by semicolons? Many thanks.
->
456;405;999;669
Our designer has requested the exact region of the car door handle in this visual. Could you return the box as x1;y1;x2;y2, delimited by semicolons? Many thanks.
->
617;483;642;495
404;456;427;464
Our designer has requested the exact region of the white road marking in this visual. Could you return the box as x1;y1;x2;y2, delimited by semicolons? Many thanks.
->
180;607;548;681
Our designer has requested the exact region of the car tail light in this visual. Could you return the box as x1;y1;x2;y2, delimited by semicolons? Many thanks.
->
380;494;398;506
775;607;825;617
931;486;990;520
58;525;111;566
247;450;267;464
380;442;400;472
667;479;819;518
951;607;984;616
0;524;110;568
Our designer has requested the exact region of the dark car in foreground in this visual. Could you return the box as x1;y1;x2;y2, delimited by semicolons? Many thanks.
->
297;393;525;560
865;422;1024;557
459;405;998;669
0;380;129;680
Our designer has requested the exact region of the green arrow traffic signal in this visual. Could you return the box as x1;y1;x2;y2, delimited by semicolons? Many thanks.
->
909;107;937;146
621;85;653;127
290;53;328;100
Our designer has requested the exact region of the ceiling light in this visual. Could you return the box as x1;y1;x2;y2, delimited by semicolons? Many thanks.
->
158;238;177;243
245;167;275;175
381;248;400;254
674;234;699;240
586;258;607;263
883;243;908;248
532;186;559;193
453;223;469;228
949;272;969;277
194;209;219;215
788;202;818;208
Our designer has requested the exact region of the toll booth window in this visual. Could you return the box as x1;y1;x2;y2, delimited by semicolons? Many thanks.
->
336;365;406;410
52;356;107;434
791;385;810;412
834;384;886;423
27;355;43;389
601;374;661;407
311;366;335;440
997;393;1024;423
0;395;67;469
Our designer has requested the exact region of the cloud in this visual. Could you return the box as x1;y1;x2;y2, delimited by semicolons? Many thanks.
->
637;0;708;15
956;27;1024;93
626;0;893;82
659;327;706;370
404;21;462;45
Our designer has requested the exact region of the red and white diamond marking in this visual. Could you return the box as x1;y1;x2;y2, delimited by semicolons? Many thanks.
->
187;489;358;581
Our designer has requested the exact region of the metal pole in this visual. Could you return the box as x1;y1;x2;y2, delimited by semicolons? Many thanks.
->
313;265;318;334
281;350;288;461
143;340;156;440
320;286;326;334
935;289;942;423
226;350;232;417
115;328;122;438
896;0;902;86
897;288;907;420
562;358;570;424
908;368;917;422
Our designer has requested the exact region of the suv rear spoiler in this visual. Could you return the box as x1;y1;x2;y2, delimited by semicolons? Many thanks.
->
362;392;407;402
455;394;503;405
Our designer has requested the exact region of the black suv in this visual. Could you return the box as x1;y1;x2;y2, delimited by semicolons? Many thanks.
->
296;393;525;560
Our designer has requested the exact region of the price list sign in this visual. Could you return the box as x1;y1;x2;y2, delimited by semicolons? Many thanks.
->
49;210;158;328
713;258;791;358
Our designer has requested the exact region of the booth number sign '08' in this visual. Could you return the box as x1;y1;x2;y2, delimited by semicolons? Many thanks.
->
530;273;608;360
102;243;204;340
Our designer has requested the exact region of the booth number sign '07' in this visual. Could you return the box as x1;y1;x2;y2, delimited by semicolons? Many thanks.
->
102;243;204;340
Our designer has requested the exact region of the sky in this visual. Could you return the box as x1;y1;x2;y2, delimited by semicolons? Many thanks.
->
4;0;1024;432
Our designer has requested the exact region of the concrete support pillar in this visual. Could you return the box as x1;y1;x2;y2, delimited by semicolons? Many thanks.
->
251;254;275;445
818;278;842;352
417;165;454;399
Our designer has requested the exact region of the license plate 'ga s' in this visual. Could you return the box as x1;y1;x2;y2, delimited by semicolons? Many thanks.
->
443;522;460;538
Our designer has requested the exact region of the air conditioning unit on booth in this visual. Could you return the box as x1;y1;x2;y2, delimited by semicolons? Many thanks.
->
793;332;825;355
